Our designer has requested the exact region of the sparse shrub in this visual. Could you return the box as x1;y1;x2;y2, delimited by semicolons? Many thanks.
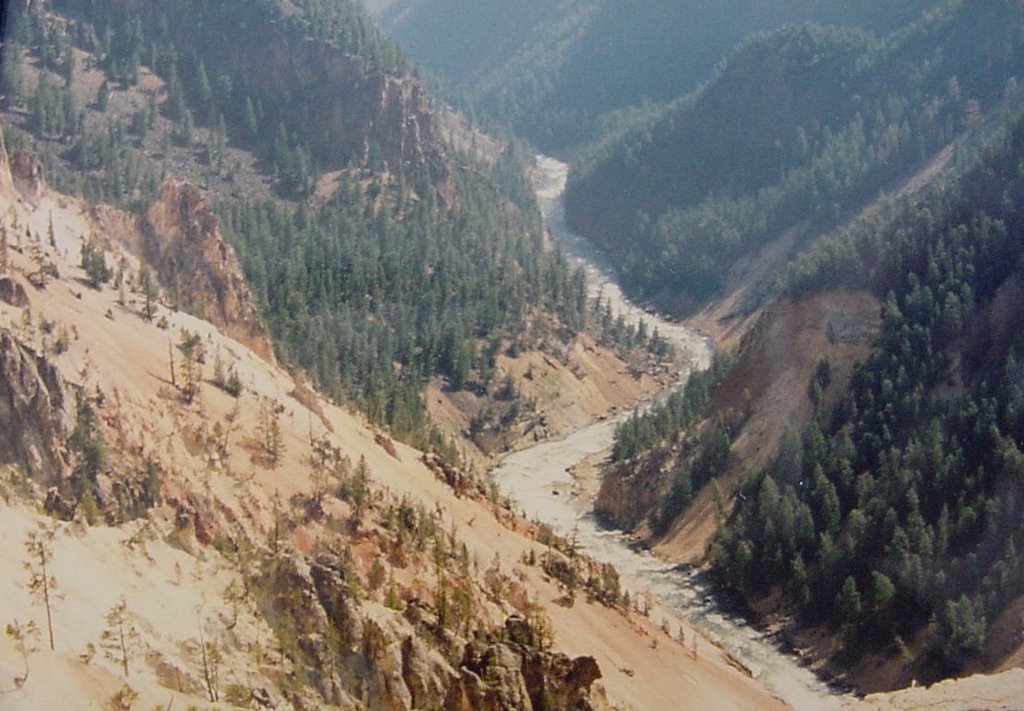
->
108;683;138;710
223;683;252;707
5;619;39;689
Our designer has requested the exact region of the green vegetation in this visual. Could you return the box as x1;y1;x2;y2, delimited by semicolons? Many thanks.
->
80;236;112;289
612;355;728;462
68;391;107;507
218;149;585;446
2;0;593;453
382;0;935;151
712;109;1024;674
566;1;1024;308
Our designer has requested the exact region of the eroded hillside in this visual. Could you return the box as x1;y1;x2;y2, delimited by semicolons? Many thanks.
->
0;121;787;709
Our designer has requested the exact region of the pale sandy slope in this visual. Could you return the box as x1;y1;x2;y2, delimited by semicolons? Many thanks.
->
0;152;787;709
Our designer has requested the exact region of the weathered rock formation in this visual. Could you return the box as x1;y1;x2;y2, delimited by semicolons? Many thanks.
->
254;554;603;711
0;329;70;481
0;123;13;198
9;151;45;207
0;277;30;308
142;180;275;361
0;119;45;206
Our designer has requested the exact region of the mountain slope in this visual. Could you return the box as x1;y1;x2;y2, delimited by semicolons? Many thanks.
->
565;0;1024;311
379;0;937;150
0;0;612;456
597;73;1024;701
0;121;790;710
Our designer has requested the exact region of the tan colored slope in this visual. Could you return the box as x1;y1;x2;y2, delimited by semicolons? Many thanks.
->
848;668;1024;711
427;332;664;471
653;288;879;565
0;148;786;710
0;506;266;711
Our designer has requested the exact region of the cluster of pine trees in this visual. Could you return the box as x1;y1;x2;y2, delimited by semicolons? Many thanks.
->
0;7;161;207
712;108;1024;674
611;356;728;463
565;1;1024;308
218;151;586;447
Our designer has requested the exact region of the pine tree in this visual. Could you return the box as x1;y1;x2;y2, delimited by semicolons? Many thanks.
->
81;235;113;288
243;96;259;140
24;525;59;651
256;398;285;467
69;392;106;501
138;266;157;321
836;575;862;626
0;223;8;274
96;80;110;111
176;330;204;403
100;598;140;678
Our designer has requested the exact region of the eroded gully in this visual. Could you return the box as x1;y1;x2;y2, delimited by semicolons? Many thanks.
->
492;156;851;711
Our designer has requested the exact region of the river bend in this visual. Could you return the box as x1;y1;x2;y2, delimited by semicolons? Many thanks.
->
492;156;849;711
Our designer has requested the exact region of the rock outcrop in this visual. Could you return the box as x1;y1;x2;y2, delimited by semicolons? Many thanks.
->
0;123;13;198
253;554;604;711
142;180;275;361
455;616;602;711
0;329;70;482
9;151;45;207
0;277;30;308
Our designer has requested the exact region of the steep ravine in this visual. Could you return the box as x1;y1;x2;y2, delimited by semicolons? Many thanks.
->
493;156;852;711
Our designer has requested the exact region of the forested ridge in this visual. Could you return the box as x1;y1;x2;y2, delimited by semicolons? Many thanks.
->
381;0;936;151
707;105;1024;680
0;0;592;453
218;149;588;449
1;0;416;204
565;0;1024;311
576;0;1024;683
601;103;1024;686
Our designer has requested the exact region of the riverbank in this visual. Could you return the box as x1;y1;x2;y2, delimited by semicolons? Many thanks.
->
487;155;852;710
517;150;1024;711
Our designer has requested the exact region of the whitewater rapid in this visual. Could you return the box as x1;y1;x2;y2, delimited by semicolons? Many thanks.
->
492;156;849;711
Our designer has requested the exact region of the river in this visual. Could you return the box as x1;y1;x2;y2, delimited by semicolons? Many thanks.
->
492;156;849;711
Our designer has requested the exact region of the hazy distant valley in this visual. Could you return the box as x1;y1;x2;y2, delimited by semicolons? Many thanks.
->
2;1;1024;709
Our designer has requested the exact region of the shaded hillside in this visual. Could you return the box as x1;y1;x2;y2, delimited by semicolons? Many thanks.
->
715;104;1024;689
580;0;1024;691
380;0;936;150
565;0;1024;310
601;99;1024;690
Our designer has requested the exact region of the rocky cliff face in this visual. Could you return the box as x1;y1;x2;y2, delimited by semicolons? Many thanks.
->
142;180;275;361
0;329;70;482
0;123;13;199
9;151;45;207
594;451;673;533
221;20;446;182
255;555;603;711
0;114;48;207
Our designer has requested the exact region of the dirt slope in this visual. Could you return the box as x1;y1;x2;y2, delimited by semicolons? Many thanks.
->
0;132;786;709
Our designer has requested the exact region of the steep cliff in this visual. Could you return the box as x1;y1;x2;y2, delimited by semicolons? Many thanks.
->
595;289;879;560
141;180;275;361
0;329;70;483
